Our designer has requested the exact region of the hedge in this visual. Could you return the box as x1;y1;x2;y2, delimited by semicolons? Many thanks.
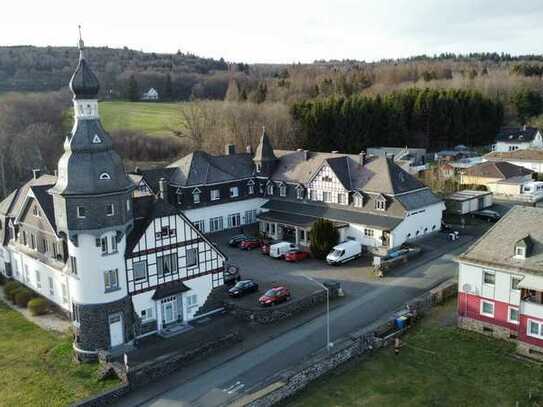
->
15;288;34;308
28;298;49;316
5;281;22;302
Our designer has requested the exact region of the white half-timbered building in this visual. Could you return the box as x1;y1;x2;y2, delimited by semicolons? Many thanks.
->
0;37;226;360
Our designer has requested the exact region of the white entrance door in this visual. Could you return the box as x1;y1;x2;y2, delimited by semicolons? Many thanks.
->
162;298;177;325
228;213;241;228
109;313;124;348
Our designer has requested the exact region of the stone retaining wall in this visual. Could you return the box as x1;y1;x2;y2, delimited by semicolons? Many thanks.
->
128;330;242;388
71;384;130;407
237;278;458;407
226;285;340;325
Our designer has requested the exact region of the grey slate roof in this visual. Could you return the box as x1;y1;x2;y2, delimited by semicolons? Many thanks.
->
458;206;543;275
253;129;277;163
69;47;100;100
167;152;254;186
262;199;403;230
362;157;426;194
496;127;539;143
484;150;543;163
31;185;57;232
395;189;443;211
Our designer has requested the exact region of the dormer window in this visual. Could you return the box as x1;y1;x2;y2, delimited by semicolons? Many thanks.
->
296;187;304;200
32;206;41;217
375;195;387;211
192;188;201;204
105;204;114;216
279;184;287;197
210;189;220;201
267;183;274;195
514;236;532;259
92;134;102;144
99;172;111;180
256;163;262;173
354;193;363;208
515;247;526;258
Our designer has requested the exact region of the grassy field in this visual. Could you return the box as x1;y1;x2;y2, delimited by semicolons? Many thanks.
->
98;101;185;136
287;301;543;407
0;301;118;407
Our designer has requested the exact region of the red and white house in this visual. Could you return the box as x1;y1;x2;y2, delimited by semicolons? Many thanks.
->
458;206;543;359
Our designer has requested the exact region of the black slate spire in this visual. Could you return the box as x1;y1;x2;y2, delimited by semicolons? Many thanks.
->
69;26;100;99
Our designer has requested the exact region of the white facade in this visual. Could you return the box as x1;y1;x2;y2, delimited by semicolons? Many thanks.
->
493;132;543;153
141;88;159;101
390;202;444;248
184;198;267;233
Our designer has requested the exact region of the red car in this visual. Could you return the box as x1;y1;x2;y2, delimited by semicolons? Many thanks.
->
284;249;310;262
258;286;291;306
239;239;261;250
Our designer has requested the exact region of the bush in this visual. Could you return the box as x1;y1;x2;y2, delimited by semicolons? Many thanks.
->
0;274;6;286
28;298;49;316
15;288;34;308
4;281;21;302
310;218;339;259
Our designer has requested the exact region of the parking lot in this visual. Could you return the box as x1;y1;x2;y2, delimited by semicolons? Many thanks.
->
210;226;478;304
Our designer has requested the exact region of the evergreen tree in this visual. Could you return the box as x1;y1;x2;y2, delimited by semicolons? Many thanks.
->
511;89;543;123
310;219;339;260
164;73;173;100
127;75;139;101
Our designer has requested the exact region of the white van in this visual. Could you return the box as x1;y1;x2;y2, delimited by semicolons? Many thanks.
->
269;242;298;258
326;240;363;265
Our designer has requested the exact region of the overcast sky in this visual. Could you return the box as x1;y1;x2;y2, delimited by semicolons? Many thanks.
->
2;0;542;63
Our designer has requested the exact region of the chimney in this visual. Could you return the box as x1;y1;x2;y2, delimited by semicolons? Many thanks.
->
32;169;41;180
359;151;366;166
246;145;253;155
158;178;168;200
303;150;309;160
225;144;236;155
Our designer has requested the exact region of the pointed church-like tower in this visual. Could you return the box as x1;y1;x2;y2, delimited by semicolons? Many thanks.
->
253;127;277;177
51;30;136;359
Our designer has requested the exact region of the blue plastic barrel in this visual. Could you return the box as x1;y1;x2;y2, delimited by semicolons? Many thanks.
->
395;316;407;329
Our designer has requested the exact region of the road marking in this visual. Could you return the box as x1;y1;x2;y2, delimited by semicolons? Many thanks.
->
223;381;245;394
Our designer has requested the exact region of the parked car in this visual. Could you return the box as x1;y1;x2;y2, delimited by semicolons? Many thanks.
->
326;240;363;265
260;239;280;255
258;286;291;306
239;238;261;250
228;234;250;247
228;280;259;298
472;209;501;222
223;265;241;285
269;242;298;259
284;249;310;262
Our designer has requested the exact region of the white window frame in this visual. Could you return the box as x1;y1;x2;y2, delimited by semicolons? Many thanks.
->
157;253;178;276
364;228;374;238
279;184;287;197
48;277;54;296
133;260;147;281
511;276;522;291
337;193;347;205
248;184;255;195
322;191;331;203
186;294;198;309
61;283;68;304
99;172;111;180
354;194;363;208
483;271;495;286
515;246;526;258
267;183;274;195
375;199;386;211
193;220;205;232
480;300;495;318
527;319;543;339
229;186;239;198
111;235;118;253
186;248;199;268
101;236;109;255
508;306;519;324
103;269;119;292
35;270;41;289
193;191;200;204
141;307;154;321
209;216;224;233
106;204;115;217
210;189;221;201
296;188;304;200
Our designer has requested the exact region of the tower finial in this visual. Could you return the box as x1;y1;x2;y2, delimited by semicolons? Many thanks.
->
78;25;84;49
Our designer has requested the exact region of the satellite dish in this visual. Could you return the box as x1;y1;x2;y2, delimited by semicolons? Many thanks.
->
462;283;472;293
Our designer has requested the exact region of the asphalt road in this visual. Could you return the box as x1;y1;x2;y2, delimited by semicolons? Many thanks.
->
122;240;472;407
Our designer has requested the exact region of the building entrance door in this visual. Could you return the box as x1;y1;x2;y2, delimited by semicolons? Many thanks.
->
162;297;177;325
108;313;124;348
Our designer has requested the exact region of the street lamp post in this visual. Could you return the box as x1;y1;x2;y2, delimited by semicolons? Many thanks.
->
304;275;333;351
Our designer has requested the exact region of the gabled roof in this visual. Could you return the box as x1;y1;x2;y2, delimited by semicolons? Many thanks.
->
324;157;352;190
496;127;539;143
135;168;176;193
166;151;254;186
459;206;543;275
463;161;533;179
362;157;425;194
30;185;57;233
484;150;543;163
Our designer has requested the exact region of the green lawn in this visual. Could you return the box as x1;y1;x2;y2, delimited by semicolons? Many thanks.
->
0;301;119;407
287;301;543;407
98;101;185;136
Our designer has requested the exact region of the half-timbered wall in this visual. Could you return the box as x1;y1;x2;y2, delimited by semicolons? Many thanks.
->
125;214;225;295
307;165;348;205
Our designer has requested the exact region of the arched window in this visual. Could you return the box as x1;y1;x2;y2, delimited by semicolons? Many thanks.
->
99;172;111;180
